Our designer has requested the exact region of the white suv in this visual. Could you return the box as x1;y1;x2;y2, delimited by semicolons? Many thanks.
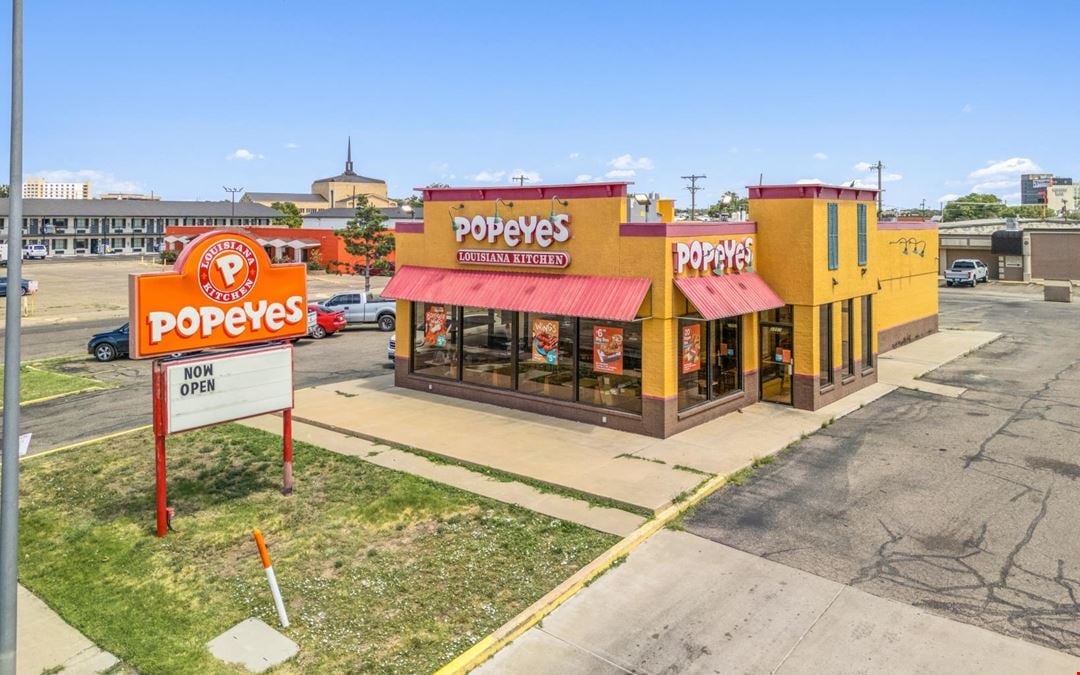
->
23;244;47;260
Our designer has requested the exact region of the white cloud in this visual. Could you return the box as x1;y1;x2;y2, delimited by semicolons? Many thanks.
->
813;152;828;160
37;169;142;194
882;172;903;182
471;170;505;182
605;169;636;179
508;169;542;184
853;161;873;172
961;103;973;113
972;179;1015;192
227;148;262;161
796;178;823;184
575;174;593;183
284;142;300;149
937;193;961;203
968;157;1040;180
568;152;580;159
608;154;653;171
847;179;878;189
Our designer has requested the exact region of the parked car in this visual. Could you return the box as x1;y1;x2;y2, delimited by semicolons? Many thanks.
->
388;334;395;361
945;259;988;287
0;278;34;297
307;303;347;339
306;309;318;337
88;323;130;362
317;291;396;331
23;244;47;260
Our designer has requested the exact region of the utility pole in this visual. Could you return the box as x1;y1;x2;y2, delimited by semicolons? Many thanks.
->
920;198;927;219
223;186;243;220
868;160;884;217
1;1;24;672
512;175;529;187
682;174;706;221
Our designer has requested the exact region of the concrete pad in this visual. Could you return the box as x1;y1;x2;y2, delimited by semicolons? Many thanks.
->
482;629;627;674
776;586;1080;674
877;329;999;397
16;584;118;675
508;531;844;674
207;618;298;673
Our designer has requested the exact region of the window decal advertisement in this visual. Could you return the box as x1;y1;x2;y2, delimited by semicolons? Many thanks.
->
531;318;560;365
424;305;448;346
681;324;702;374
593;325;624;375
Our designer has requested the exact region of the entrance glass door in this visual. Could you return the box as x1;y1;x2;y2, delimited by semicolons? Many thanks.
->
760;313;794;405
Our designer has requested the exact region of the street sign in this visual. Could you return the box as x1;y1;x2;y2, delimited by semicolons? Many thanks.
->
129;230;307;359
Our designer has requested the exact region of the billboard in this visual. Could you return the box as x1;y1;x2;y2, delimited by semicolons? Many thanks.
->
129;230;307;358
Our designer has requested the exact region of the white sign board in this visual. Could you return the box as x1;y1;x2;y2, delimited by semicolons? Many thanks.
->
162;345;293;434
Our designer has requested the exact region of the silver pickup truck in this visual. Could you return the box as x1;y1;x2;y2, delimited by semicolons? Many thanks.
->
944;259;988;287
318;291;396;331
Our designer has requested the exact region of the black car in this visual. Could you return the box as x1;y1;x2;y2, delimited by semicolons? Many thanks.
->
0;278;32;297
88;323;130;362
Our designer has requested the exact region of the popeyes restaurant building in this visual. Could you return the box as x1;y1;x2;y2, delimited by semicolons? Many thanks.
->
383;182;939;438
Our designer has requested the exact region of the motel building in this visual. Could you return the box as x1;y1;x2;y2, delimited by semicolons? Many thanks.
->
382;182;939;438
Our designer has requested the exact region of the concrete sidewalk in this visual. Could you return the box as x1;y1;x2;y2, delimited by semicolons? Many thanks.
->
288;329;996;514
478;530;1080;674
877;329;999;397
15;585;118;674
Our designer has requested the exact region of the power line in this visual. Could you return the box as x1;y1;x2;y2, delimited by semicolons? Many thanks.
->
681;174;706;221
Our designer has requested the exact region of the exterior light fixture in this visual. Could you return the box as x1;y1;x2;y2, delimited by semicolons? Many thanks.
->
550;196;569;220
448;203;464;231
494;198;513;226
832;277;839;287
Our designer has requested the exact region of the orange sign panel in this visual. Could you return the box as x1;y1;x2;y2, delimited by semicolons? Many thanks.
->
129;230;307;359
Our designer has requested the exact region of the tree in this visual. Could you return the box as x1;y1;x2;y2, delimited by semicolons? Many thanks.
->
0;184;8;198
706;191;748;219
941;193;1006;222
270;201;303;229
336;194;395;291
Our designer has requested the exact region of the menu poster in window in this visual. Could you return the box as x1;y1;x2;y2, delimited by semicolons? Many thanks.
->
592;325;624;375
681;324;702;374
424;305;448;347
531;318;560;365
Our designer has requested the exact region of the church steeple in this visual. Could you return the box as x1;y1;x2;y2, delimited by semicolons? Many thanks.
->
345;137;354;175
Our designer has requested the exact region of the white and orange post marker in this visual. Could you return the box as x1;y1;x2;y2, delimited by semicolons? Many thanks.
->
252;528;289;628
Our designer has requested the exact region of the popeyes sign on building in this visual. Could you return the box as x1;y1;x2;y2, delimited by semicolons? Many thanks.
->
129;230;307;357
674;237;754;275
454;213;572;269
129;229;306;536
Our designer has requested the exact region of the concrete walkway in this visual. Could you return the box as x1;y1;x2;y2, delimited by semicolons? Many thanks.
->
877;328;999;397
242;415;646;536
478;530;1080;674
15;585;118;675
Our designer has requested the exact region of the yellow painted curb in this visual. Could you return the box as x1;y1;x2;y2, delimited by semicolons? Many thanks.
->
434;472;729;675
20;425;152;462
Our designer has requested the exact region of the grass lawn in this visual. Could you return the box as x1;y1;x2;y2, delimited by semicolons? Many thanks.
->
18;424;617;674
0;361;105;406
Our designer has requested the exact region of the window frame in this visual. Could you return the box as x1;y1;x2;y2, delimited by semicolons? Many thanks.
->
861;295;873;370
827;203;839;270
841;299;854;378
857;203;867;266
819;303;833;389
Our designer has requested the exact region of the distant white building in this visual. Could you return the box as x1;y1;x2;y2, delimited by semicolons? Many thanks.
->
301;206;421;231
22;176;92;200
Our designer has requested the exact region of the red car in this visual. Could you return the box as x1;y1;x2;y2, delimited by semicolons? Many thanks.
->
307;303;347;339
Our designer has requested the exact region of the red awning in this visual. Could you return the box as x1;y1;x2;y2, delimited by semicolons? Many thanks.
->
382;266;651;322
674;272;784;320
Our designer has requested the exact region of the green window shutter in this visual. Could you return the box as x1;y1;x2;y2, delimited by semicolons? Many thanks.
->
827;203;839;270
857;204;867;266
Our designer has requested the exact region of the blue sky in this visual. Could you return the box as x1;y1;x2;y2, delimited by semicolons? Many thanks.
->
0;0;1076;210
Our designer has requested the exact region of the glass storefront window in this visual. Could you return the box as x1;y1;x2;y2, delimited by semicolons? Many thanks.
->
761;306;794;325
412;302;459;379
714;317;742;398
677;319;708;410
861;296;873;369
461;307;515;389
517;313;575;401
819;304;833;388
578;319;642;415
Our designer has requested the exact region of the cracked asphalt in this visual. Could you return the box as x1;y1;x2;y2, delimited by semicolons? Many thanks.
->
686;284;1080;656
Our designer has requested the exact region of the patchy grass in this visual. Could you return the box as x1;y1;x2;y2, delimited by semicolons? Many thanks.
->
0;361;106;406
18;424;617;674
727;455;776;487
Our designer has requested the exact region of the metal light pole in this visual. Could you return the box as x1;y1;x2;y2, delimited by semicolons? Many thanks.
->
223;186;243;221
0;0;24;671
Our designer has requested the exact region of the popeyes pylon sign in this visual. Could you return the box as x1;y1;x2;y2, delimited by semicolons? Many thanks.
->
129;230;307;358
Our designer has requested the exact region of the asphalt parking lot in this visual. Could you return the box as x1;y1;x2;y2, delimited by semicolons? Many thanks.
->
0;257;396;453
686;283;1080;655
